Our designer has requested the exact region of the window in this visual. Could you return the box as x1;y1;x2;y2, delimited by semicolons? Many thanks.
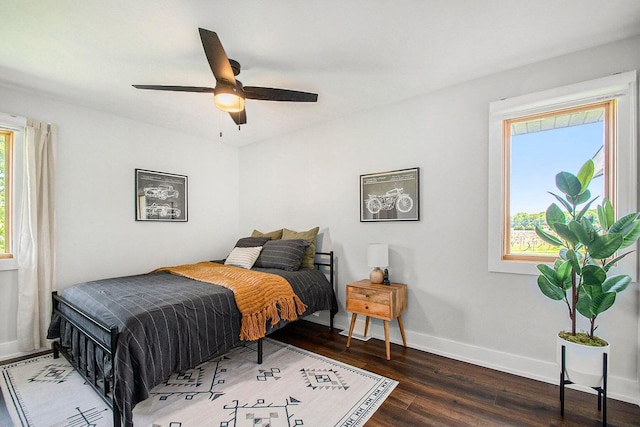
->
505;101;614;262
0;112;25;269
0;129;13;257
488;71;637;276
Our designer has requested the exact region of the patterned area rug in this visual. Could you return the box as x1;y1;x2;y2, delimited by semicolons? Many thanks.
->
1;339;397;426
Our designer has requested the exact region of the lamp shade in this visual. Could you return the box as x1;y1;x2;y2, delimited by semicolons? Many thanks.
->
367;243;389;268
214;83;245;113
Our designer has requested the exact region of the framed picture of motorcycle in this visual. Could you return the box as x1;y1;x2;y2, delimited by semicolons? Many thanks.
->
135;169;188;222
360;167;419;222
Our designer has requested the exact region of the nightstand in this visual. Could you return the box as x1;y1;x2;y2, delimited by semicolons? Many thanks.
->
345;279;407;360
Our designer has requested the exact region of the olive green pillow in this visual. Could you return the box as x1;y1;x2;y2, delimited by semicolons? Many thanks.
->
251;228;283;240
282;227;319;269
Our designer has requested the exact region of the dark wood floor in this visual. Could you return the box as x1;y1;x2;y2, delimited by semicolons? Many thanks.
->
1;322;639;426
269;321;640;427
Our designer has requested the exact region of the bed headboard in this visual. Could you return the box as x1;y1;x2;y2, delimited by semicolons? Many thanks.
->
314;251;334;287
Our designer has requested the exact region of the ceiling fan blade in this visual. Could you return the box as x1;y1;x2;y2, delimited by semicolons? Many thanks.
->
229;109;247;125
199;28;236;84
133;85;214;93
243;86;318;102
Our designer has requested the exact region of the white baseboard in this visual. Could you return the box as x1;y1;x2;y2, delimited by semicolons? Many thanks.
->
323;313;640;406
0;340;48;363
0;340;22;362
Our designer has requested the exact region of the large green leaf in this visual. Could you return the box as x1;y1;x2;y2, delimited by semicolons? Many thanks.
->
609;214;640;249
576;196;599;222
536;264;560;286
537;275;565;301
567;189;591;206
535;226;563;246
589;292;616;316
576;287;593;318
576;160;595;193
565;249;581;274
545;203;566;228
601;274;631;293
609;213;640;235
621;221;640;249
597;205;605;230
549;192;574;214
553;223;578;247
598;198;614;231
569;220;591;246
556;172;582;197
588;233;623;259
556;260;573;288
581;264;606;286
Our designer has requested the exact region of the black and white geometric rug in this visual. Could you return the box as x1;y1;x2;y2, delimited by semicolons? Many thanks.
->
0;339;397;426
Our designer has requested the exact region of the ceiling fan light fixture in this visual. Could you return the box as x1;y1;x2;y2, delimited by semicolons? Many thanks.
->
214;84;245;113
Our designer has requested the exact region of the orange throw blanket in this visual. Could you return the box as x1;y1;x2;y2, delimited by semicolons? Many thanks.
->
154;262;307;341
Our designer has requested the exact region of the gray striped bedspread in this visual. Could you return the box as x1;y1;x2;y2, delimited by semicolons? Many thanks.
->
48;265;337;427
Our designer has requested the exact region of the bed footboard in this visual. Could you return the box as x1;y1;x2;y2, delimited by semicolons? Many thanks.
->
51;291;121;427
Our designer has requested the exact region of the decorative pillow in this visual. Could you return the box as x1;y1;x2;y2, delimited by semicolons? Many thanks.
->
251;228;283;240
224;246;263;269
253;239;309;271
235;236;271;248
282;227;319;269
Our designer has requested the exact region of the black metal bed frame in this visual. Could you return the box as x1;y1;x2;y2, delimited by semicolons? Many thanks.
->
51;251;336;427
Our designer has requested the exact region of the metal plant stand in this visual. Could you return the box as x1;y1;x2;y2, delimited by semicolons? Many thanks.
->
560;345;608;427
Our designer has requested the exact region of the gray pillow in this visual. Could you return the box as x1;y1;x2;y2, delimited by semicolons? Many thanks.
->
253;239;310;271
235;236;271;248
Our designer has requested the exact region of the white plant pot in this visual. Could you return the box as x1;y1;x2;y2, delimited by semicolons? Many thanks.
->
556;334;610;388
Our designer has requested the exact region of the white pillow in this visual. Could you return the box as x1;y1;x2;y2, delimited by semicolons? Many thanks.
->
224;246;263;269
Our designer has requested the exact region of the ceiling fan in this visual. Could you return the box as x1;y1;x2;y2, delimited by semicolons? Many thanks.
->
133;28;318;126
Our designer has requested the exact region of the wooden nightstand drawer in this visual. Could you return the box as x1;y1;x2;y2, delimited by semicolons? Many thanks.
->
346;298;391;318
347;286;390;305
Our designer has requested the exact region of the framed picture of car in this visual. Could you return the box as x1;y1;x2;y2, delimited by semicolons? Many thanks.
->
360;167;419;222
135;169;188;222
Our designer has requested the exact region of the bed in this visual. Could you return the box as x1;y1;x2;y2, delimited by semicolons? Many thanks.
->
47;237;337;427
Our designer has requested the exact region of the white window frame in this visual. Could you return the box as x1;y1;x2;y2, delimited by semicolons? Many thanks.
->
488;71;638;277
0;112;26;271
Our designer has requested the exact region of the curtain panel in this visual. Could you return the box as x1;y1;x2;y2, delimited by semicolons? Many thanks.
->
17;118;56;351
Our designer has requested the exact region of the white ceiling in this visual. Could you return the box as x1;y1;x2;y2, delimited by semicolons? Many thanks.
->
1;1;640;147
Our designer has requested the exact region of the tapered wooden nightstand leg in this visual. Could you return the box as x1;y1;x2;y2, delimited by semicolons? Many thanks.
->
384;320;390;360
347;313;358;348
397;314;407;347
364;316;370;337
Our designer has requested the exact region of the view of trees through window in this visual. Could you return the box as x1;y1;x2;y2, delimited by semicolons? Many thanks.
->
506;103;609;258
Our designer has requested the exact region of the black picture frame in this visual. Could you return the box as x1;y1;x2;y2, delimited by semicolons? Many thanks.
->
360;167;420;222
135;169;188;222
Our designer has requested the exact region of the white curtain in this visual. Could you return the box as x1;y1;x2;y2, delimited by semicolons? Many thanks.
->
17;118;56;352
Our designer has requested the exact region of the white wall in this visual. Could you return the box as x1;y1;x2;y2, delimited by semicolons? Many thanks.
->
0;85;241;359
238;35;640;403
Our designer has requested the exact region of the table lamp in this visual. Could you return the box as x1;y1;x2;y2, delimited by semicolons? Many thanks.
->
367;243;388;284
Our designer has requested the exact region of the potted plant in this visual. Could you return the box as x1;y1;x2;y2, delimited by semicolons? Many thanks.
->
535;159;640;387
